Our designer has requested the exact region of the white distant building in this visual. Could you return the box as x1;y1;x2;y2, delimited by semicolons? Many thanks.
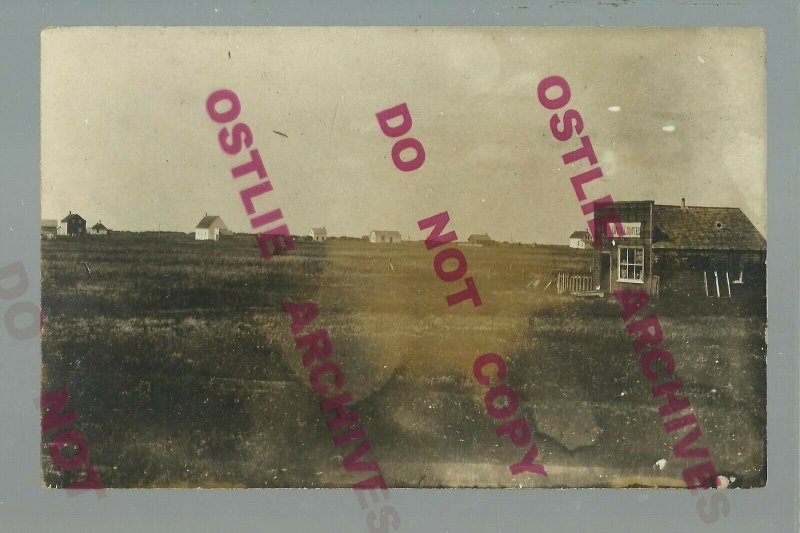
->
309;227;328;241
41;219;59;240
90;221;108;235
569;230;592;249
195;215;230;241
369;230;402;244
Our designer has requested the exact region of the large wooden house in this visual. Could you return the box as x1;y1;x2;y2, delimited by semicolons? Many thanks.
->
58;212;86;237
592;200;766;297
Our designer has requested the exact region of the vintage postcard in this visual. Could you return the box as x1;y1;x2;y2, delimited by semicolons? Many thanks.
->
40;27;766;493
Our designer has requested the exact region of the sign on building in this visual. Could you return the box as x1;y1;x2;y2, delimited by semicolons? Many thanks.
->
607;222;641;238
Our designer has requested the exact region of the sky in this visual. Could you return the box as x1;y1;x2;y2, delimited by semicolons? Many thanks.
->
41;27;766;244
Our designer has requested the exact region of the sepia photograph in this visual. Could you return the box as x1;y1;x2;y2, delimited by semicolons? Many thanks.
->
40;26;766;491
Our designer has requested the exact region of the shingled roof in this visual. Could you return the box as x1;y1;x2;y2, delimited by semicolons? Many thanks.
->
652;205;765;251
371;230;402;239
570;230;590;239
195;215;227;229
60;213;84;223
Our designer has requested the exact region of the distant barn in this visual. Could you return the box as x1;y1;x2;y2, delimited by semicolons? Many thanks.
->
58;212;86;236
467;233;493;245
369;230;401;243
309;227;328;241
41;219;59;240
90;221;109;235
569;230;592;249
195;215;230;241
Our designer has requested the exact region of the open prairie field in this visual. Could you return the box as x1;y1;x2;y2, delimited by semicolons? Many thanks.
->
40;233;766;488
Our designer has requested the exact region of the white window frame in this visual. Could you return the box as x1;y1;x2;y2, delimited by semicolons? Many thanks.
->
617;246;645;283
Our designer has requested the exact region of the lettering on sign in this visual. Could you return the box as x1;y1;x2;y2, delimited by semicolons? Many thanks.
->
607;222;641;238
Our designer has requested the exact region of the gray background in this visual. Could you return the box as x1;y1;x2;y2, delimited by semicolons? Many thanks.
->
1;0;797;532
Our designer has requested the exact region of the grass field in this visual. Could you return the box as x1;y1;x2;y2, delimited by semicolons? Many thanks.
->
40;233;766;489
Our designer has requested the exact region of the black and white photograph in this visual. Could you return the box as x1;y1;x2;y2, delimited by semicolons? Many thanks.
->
40;26;766;491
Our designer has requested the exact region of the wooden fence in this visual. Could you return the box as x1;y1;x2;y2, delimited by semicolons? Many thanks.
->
703;270;731;298
556;273;593;294
553;273;661;297
650;275;660;298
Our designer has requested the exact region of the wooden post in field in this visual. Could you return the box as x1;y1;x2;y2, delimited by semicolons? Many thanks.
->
703;271;708;297
714;271;720;298
726;271;731;297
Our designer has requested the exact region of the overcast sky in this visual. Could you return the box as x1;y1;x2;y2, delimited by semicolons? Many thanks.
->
41;27;766;244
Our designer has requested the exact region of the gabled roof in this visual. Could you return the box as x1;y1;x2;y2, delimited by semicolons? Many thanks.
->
41;219;59;228
91;222;108;230
196;215;227;229
570;230;590;239
468;233;492;241
310;227;327;235
652;205;765;251
371;230;402;238
61;213;85;223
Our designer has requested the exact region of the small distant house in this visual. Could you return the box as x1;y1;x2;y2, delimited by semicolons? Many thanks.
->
41;219;59;240
369;230;402;244
309;227;328;241
467;233;493;245
58;212;86;237
90;221;109;235
195;215;230;241
569;230;592;249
